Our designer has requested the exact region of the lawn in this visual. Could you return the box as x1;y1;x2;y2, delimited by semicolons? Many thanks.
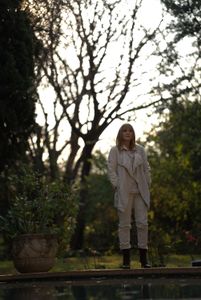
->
0;254;198;275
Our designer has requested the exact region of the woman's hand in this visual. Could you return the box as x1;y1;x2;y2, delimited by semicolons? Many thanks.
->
113;186;117;192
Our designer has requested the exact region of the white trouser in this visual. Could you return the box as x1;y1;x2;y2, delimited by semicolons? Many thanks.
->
118;193;148;250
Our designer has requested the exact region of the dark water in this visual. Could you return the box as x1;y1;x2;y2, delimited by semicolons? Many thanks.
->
0;277;201;299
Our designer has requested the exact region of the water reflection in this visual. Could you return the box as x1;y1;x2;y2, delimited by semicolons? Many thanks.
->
1;286;57;300
0;278;201;299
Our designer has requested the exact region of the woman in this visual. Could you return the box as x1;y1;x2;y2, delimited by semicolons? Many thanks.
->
107;123;151;268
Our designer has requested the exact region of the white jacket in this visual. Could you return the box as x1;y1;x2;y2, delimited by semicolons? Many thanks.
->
107;144;151;212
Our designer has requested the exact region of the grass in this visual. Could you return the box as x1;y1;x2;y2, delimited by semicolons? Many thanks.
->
0;260;14;274
0;253;199;275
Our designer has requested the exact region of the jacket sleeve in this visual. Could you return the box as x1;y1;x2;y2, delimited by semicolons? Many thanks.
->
141;147;151;186
107;147;118;188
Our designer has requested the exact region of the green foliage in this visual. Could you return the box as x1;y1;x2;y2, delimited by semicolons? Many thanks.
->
0;165;79;254
0;0;38;227
147;100;201;254
161;0;201;40
153;0;201;116
84;151;118;253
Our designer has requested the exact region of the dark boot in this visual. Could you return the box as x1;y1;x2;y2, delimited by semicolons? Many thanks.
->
139;248;151;268
122;249;130;269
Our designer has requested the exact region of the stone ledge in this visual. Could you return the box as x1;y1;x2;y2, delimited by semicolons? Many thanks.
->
1;267;201;283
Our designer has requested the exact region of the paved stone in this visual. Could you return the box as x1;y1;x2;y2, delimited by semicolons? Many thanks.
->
0;267;201;283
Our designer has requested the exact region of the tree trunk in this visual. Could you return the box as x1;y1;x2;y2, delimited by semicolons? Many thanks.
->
70;142;94;250
70;186;88;250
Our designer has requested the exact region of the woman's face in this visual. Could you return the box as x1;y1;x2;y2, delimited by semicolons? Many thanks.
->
122;127;134;142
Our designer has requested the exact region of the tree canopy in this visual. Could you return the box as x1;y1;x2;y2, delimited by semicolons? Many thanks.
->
0;0;37;172
152;0;201;113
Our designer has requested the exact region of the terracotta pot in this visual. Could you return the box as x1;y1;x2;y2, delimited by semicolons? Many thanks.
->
12;234;58;273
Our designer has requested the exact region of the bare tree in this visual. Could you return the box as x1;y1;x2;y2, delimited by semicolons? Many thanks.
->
25;0;164;248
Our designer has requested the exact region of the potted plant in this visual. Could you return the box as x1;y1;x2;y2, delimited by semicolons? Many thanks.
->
0;165;78;273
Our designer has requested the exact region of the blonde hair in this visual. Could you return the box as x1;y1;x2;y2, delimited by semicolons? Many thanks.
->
116;123;136;150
